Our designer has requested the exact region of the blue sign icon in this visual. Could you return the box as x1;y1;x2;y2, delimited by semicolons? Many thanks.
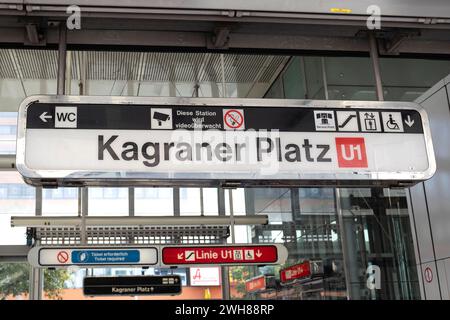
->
71;250;140;264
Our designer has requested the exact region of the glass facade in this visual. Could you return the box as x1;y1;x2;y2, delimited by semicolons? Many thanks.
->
1;47;449;300
258;55;450;300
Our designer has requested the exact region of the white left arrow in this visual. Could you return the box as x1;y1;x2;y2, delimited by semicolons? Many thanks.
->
39;112;52;123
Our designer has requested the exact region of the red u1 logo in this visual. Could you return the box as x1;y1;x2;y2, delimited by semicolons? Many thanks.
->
335;137;368;168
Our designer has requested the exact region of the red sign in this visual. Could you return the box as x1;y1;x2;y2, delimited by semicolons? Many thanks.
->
162;245;279;265
57;251;69;264
245;276;266;293
424;267;433;283
280;261;311;283
335;137;368;168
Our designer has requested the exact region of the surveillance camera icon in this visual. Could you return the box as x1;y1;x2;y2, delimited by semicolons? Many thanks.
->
153;112;171;126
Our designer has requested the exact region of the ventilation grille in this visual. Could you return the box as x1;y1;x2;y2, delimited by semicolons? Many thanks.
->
34;225;230;246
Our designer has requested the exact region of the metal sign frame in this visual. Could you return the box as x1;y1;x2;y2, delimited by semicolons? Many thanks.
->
27;244;289;268
160;244;288;267
83;275;182;297
27;246;159;267
16;95;436;188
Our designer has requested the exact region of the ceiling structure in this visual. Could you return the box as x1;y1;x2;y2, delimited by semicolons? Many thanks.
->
0;1;449;111
0;48;291;111
0;1;449;55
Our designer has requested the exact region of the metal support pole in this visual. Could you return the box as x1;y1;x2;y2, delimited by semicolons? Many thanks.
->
57;23;67;95
29;260;43;300
220;54;227;98
200;188;204;216
299;57;309;99
173;188;180;216
30;188;43;300
368;33;384;101
222;186;232;301
79;188;88;244
228;189;236;244
335;188;355;300
218;188;226;216
30;23;68;300
65;50;72;94
220;187;234;300
129;188;135;217
35;187;42;217
221;267;230;300
321;57;329;100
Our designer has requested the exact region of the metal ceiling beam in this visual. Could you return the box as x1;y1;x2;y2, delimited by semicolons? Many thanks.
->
0;245;29;262
0;25;449;55
11;215;269;227
0;154;16;170
2;2;450;29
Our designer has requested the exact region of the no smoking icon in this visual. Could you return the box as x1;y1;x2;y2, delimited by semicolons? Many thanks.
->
57;251;69;264
223;109;245;130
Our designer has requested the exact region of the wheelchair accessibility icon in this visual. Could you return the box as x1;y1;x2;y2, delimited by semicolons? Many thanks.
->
382;112;404;132
386;114;399;130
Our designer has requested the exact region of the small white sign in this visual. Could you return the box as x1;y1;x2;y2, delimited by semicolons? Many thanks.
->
336;111;359;131
151;108;172;129
27;246;159;267
244;249;255;260
359;111;381;132
190;267;221;286
223;109;245;130
314;110;335;131
55;106;77;128
185;250;196;261
382;112;404;132
233;249;243;260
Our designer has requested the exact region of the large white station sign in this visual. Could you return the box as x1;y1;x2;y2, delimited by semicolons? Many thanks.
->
16;96;435;187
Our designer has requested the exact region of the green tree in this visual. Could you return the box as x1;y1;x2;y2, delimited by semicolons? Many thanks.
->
230;266;251;298
0;263;70;300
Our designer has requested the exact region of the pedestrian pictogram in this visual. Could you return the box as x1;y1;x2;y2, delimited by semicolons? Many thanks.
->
424;267;433;283
360;111;381;132
382;112;404;132
57;251;69;264
223;109;245;130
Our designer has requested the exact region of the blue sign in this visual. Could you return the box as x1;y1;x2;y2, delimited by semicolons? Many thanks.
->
71;250;140;264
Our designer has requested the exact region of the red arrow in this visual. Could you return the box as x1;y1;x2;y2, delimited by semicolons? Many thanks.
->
256;250;262;258
177;253;184;260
